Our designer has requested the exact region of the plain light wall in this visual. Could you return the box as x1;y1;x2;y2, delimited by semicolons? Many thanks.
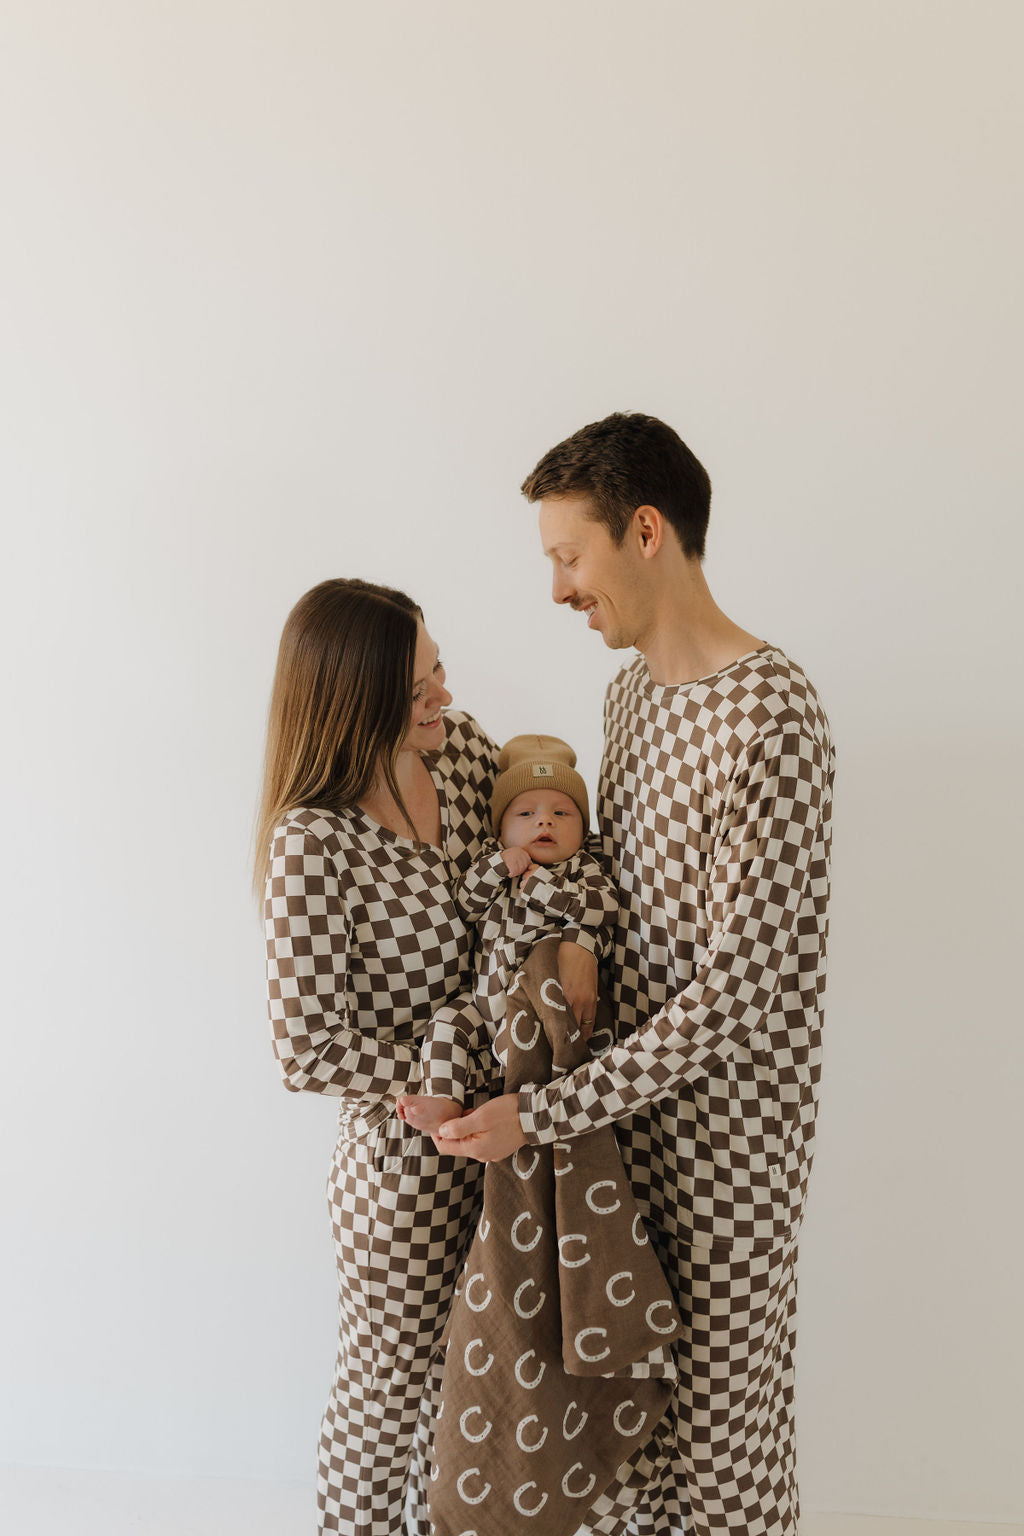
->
1;0;1021;1522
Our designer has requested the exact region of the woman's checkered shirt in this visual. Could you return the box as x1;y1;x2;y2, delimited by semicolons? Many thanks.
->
264;711;498;1136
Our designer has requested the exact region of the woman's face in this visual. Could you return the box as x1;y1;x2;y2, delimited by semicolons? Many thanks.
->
400;621;452;754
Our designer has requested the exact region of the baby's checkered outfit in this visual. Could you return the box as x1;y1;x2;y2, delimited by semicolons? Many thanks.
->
520;646;835;1536
419;841;617;1104
264;711;498;1536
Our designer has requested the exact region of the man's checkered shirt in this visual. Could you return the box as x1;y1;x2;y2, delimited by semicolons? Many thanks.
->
518;645;835;1250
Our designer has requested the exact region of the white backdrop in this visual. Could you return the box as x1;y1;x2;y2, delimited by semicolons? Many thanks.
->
1;0;1021;1523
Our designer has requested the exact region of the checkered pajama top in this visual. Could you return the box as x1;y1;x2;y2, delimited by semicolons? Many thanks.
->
264;711;499;1137
457;842;618;1021
518;646;835;1249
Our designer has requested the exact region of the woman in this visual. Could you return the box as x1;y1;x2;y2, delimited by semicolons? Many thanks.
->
255;577;499;1535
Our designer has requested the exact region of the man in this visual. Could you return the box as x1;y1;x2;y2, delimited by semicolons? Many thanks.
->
438;412;834;1536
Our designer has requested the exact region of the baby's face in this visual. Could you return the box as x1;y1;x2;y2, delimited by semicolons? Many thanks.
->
500;789;584;865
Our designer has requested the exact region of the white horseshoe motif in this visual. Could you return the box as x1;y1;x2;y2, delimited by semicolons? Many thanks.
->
539;978;568;1010
514;1349;546;1389
632;1212;649;1246
478;1215;490;1241
513;1483;548;1517
464;1273;492;1312
464;1338;494;1375
575;1326;610;1363
515;1413;549;1452
562;1463;597;1499
614;1401;648;1437
509;1009;540;1051
558;1233;590;1268
513;1146;540;1181
553;1141;574;1176
585;1179;621;1215
511;1211;543;1252
457;1469;491;1505
606;1271;636;1306
430;1461;439;1481
514;1279;546;1319
460;1406;492;1443
646;1299;678;1335
562;1401;588;1440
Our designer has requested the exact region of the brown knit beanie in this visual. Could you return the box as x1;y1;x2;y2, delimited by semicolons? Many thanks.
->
491;734;590;836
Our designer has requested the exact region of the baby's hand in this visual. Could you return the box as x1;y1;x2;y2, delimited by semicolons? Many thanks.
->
501;847;535;879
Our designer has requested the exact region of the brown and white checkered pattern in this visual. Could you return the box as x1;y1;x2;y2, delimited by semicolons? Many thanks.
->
263;711;499;1535
417;996;494;1106
419;843;618;1103
520;647;834;1252
519;645;834;1535
265;710;498;1138
320;1117;484;1535
586;1232;801;1536
458;841;618;1022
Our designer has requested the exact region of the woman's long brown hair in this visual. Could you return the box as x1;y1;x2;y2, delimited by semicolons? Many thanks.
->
254;578;422;900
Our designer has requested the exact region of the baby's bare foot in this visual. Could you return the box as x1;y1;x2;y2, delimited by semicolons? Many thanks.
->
398;1094;463;1133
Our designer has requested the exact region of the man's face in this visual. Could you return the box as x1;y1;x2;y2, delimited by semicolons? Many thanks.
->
499;788;584;865
538;493;647;651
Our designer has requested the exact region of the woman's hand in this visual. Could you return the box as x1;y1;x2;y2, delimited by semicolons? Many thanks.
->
557;941;598;1039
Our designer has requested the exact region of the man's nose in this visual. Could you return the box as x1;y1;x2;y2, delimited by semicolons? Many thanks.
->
551;568;573;605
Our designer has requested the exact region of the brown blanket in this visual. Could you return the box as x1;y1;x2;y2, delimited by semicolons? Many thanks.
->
428;937;683;1536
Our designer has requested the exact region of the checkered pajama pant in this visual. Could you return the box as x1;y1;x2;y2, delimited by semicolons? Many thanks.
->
582;1115;801;1536
418;998;493;1108
318;1116;484;1535
318;1102;797;1536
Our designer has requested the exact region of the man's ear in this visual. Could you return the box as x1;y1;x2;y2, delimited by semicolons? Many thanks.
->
632;505;665;559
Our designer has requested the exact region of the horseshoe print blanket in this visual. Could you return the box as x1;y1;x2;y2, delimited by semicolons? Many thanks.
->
428;937;683;1536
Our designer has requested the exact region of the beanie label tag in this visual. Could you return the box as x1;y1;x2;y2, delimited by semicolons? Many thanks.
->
532;764;554;778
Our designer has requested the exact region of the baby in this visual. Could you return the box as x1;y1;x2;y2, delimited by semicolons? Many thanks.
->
398;734;617;1133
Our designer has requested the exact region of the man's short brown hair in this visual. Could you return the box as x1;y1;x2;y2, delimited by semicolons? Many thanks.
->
520;411;712;559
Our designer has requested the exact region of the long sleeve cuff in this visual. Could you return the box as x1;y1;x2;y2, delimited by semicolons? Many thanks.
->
520;866;575;917
457;845;510;918
557;926;602;958
276;1033;422;1100
518;1085;563;1145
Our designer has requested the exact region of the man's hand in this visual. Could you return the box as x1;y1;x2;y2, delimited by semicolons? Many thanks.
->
557;940;598;1039
501;847;537;880
434;1093;526;1163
